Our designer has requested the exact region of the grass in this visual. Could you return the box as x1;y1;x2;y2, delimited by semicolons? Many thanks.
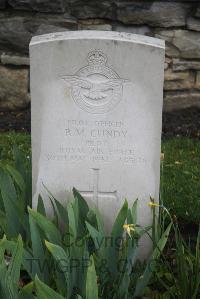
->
161;137;200;224
0;132;199;223
0;132;31;165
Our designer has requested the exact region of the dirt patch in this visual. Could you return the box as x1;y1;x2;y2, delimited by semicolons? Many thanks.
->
0;107;31;133
162;106;200;139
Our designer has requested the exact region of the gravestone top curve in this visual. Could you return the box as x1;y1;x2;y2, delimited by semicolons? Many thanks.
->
30;30;165;49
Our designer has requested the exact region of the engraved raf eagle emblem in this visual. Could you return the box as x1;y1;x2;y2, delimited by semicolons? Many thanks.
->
62;50;128;114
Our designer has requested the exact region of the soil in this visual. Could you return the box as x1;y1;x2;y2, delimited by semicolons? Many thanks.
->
0;106;200;139
162;106;200;140
0;107;31;133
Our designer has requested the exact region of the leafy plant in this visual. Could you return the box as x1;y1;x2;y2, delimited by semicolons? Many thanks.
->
25;189;171;299
0;163;172;299
1;147;199;298
0;146;31;242
0;235;34;299
152;225;200;299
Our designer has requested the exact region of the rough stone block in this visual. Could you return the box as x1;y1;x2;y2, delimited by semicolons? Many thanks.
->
187;17;200;31
113;24;151;35
154;30;180;58
164;91;200;112
69;1;114;19
195;4;200;18
164;57;171;70
0;65;29;110
116;2;189;27
8;0;65;13
78;23;112;31
154;29;174;42
1;53;30;65
172;59;200;71
165;69;192;81
0;15;32;54
155;29;200;59
164;69;195;91
165;43;180;58
195;71;200;89
34;24;69;35
172;30;200;59
0;0;6;9
0;12;77;54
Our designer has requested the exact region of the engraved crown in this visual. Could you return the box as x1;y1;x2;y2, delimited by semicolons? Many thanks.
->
87;50;107;65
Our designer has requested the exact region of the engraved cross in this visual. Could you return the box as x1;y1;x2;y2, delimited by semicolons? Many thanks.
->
79;168;117;207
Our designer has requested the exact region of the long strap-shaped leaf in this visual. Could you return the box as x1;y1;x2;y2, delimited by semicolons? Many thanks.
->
6;235;23;286
35;275;65;299
2;236;24;299
28;207;61;245
134;222;172;297
28;212;47;282
45;240;71;297
86;256;98;299
19;282;35;299
0;168;21;237
6;165;25;193
108;200;128;277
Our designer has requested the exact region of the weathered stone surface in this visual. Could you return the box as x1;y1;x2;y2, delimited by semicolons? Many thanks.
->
164;69;195;91
0;0;6;9
154;30;180;58
0;12;77;54
78;19;108;25
116;2;188;27
8;0;31;10
0;65;29;110
1;53;30;65
154;30;174;42
0;15;32;54
187;17;200;31
165;43;180;58
0;1;198;115
164;91;200;112
8;0;65;13
172;30;200;59
25;13;77;31
172;59;200;71
113;24;151;35
35;24;69;35
165;57;171;68
195;4;200;18
155;29;200;59
195;71;200;89
165;69;191;81
79;23;112;31
69;1;114;19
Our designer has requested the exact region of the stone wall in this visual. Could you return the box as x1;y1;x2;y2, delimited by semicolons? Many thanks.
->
0;0;200;112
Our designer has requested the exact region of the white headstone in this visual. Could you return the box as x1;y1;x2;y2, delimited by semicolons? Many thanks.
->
30;31;165;258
